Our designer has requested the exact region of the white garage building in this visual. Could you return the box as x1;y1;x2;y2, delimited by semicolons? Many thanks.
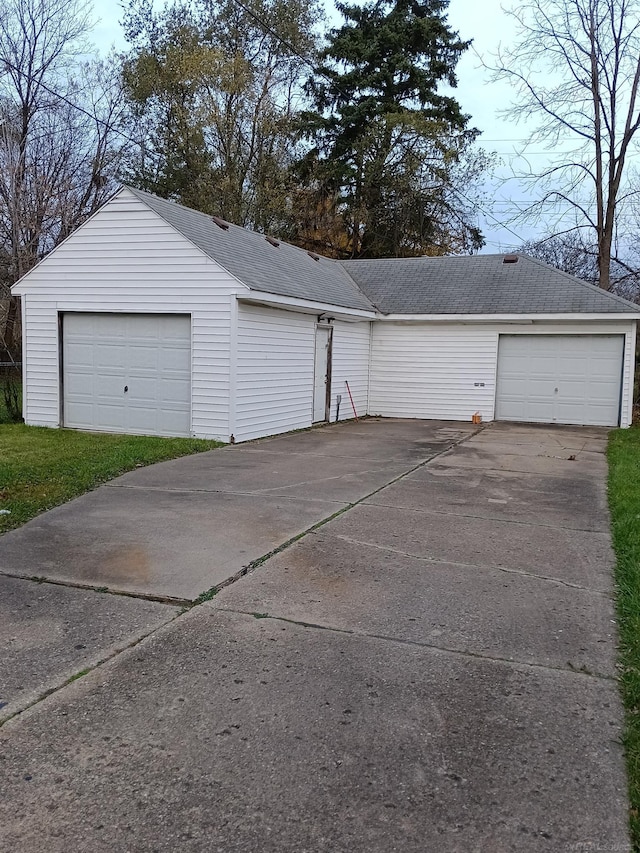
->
12;186;639;441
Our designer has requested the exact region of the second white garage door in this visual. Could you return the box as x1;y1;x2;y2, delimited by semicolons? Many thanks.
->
495;334;624;427
63;313;191;437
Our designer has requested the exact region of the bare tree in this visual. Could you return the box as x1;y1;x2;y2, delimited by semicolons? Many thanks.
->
520;232;600;282
491;0;640;290
519;230;640;300
0;0;127;417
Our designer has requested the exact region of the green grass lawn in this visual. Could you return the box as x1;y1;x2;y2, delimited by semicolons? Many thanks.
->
0;423;221;535
608;426;640;849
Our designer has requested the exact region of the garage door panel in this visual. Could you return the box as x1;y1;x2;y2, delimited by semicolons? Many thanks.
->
65;342;95;366
94;373;128;396
96;402;131;429
159;347;190;372
127;406;160;432
93;315;128;336
527;379;556;396
496;335;622;427
94;348;129;370
63;314;191;437
127;377;159;402
129;345;159;370
160;377;192;404
562;358;587;375
64;370;95;396
64;401;94;426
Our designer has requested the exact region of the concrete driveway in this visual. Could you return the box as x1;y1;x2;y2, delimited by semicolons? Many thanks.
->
0;419;472;601
0;419;629;852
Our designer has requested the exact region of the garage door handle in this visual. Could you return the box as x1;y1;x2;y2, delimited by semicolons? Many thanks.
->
124;385;128;393
554;387;558;393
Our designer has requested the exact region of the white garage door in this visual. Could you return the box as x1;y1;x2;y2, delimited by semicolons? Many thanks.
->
496;334;624;427
63;313;191;437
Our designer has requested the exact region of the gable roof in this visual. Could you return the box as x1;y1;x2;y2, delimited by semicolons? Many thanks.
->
123;187;640;317
125;186;374;313
339;254;640;315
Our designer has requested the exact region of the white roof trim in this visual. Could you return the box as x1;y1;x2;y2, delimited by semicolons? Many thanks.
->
236;291;376;320
379;313;640;322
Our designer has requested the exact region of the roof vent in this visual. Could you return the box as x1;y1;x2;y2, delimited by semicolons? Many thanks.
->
307;251;320;261
211;215;229;231
503;254;519;264
265;235;280;248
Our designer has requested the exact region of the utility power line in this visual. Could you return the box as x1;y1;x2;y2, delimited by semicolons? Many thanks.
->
0;57;148;152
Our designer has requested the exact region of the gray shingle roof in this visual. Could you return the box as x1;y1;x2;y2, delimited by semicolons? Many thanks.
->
125;186;374;312
126;187;640;316
339;254;640;314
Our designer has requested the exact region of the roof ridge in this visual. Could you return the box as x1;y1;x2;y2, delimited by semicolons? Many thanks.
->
122;187;639;315
341;254;497;264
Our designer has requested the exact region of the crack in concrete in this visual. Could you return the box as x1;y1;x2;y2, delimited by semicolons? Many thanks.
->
362;500;609;535
104;482;349;505
222;447;434;463
223;466;420;496
217;606;616;682
315;532;612;596
105;459;424;497
430;460;607;479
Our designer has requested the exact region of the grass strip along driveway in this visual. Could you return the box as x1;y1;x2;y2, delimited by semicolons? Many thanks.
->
0;424;220;535
609;425;640;851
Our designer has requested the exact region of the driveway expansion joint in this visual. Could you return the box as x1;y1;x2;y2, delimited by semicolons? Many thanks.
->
0;570;192;608
188;427;486;602
0;606;184;728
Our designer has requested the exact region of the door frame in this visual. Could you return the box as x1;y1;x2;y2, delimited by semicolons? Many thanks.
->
313;322;333;423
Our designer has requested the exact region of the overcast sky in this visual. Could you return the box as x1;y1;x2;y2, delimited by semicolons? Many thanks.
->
90;0;578;252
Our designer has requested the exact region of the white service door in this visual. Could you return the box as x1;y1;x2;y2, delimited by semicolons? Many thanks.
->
63;313;191;437
495;334;623;427
313;325;331;422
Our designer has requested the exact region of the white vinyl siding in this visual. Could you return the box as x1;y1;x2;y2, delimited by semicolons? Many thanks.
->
496;334;624;427
20;298;60;427
370;320;636;427
329;320;371;421
369;323;497;421
234;303;315;442
17;188;244;440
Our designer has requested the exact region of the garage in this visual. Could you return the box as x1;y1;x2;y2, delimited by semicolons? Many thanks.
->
11;188;640;440
495;334;624;427
63;313;191;437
